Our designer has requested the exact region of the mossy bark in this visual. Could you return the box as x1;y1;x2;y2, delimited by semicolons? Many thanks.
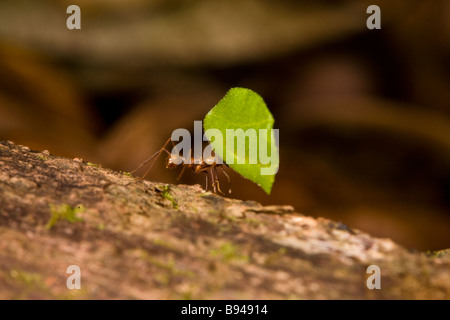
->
0;141;449;299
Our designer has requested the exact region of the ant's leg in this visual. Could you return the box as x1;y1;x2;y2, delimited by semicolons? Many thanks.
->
218;167;231;194
195;165;216;193
210;166;219;194
208;167;217;194
194;165;209;192
213;167;224;195
131;138;171;178
177;165;187;181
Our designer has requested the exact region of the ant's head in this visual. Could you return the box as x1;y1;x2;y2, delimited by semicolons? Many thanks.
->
166;154;184;168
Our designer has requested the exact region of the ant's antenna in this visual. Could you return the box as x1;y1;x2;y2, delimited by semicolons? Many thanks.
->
131;138;172;179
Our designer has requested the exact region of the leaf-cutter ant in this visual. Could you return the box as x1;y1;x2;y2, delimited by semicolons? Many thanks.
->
131;138;231;194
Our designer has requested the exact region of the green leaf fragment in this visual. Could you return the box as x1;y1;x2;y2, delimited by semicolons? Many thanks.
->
203;88;279;194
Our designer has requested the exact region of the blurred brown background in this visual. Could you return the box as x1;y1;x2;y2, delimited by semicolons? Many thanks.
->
0;0;449;250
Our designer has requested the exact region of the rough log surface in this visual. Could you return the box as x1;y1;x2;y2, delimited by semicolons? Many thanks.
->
0;141;449;299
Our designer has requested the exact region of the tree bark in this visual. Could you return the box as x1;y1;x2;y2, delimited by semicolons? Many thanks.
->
0;141;449;299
